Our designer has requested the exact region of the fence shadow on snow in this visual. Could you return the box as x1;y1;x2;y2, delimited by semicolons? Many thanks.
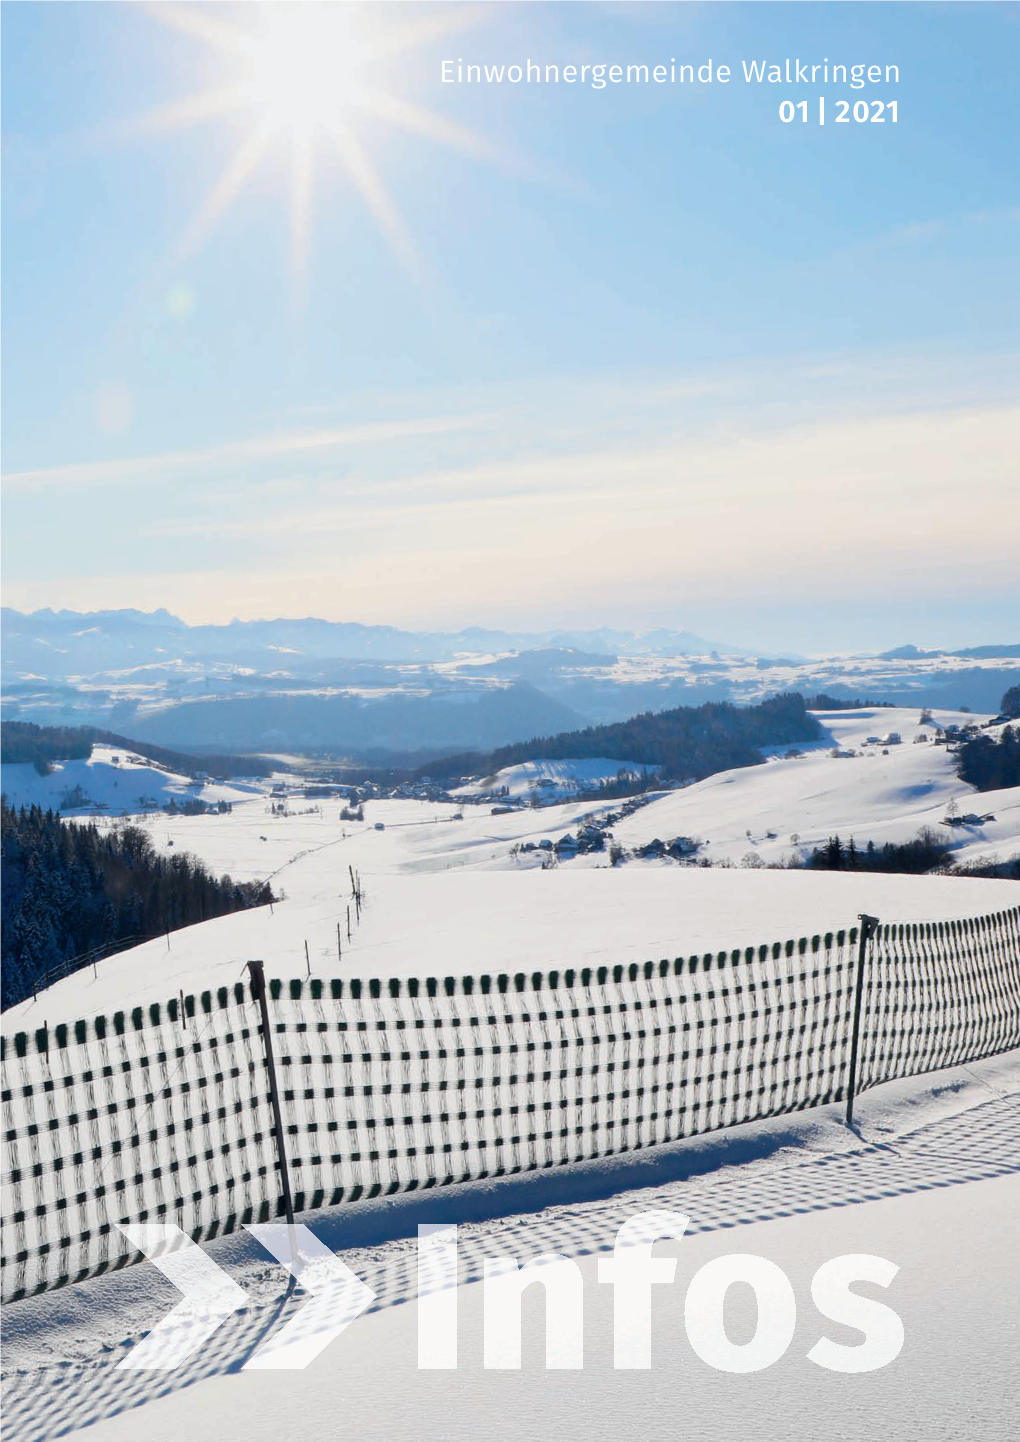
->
4;1087;1019;1442
2;905;1019;1305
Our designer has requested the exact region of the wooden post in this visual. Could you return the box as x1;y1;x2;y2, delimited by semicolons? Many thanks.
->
845;914;880;1128
304;939;311;978
247;960;295;1229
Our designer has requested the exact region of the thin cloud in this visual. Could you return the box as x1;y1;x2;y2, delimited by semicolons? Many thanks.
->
2;412;497;492
138;401;1020;546
832;205;1020;262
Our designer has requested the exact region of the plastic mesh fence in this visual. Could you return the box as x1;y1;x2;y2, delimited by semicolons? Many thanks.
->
3;905;1018;1302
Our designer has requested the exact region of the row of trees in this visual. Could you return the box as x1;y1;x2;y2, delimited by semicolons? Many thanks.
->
807;829;952;874
1;801;273;1008
0;719;278;779
422;693;820;785
802;694;894;711
1;722;93;772
956;725;1020;792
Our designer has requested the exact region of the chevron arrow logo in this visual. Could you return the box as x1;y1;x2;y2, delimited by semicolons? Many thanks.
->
242;1223;377;1369
116;1222;375;1371
115;1223;248;1370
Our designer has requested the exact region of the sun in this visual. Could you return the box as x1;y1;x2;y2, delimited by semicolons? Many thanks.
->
246;6;363;130
123;2;503;281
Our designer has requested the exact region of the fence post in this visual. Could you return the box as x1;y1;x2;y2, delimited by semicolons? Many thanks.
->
247;959;296;1229
845;914;880;1128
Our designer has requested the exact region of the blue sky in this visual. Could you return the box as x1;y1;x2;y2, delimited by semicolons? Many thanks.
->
2;1;1018;651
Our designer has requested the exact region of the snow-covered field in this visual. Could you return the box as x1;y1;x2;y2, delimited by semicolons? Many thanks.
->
4;708;1018;1028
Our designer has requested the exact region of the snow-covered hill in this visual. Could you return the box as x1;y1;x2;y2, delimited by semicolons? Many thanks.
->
4;707;1017;1027
0;743;258;814
610;706;1019;868
453;756;660;801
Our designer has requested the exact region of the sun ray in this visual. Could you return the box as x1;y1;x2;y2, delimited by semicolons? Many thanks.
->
87;85;253;146
139;1;255;62
289;125;315;289
321;117;418;275
112;4;527;282
348;88;522;174
361;7;491;65
179;120;280;259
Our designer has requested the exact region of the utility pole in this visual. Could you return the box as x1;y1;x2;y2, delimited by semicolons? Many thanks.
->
845;914;881;1128
246;959;295;1229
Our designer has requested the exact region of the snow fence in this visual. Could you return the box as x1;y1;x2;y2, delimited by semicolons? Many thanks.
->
3;905;1019;1302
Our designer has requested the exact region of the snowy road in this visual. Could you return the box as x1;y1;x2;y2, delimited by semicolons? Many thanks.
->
4;1054;1018;1442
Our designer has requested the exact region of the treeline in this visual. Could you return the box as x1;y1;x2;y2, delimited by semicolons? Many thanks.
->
1;722;93;771
578;770;661;801
806;829;952;875
802;694;895;711
956;726;1020;792
93;729;278;779
952;855;1020;881
1;801;274;1009
0;720;277;779
422;693;820;785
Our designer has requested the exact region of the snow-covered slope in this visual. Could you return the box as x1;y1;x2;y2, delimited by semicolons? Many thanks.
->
0;743;258;814
610;707;1018;867
453;756;659;801
3;766;1015;1031
6;858;1016;1028
3;707;1016;1028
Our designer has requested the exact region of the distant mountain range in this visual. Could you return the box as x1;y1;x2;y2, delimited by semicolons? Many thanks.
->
2;608;1018;758
0;607;742;673
878;642;1020;661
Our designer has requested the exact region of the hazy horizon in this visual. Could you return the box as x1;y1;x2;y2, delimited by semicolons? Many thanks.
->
4;597;1018;660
